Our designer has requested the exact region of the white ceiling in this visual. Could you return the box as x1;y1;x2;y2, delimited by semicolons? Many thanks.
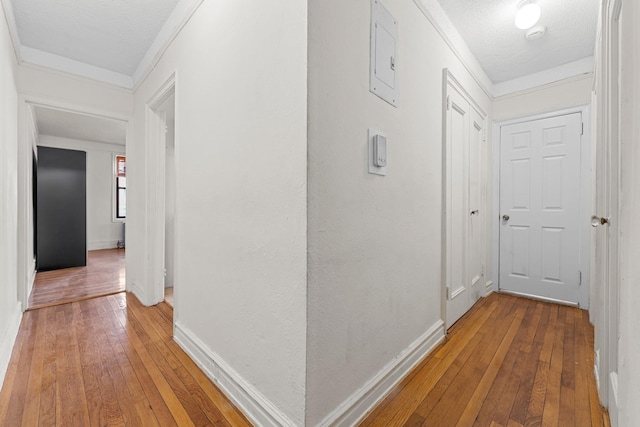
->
10;0;179;76
436;0;600;84
6;0;598;96
34;106;127;146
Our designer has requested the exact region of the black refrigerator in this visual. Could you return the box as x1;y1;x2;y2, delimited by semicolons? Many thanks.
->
36;146;87;271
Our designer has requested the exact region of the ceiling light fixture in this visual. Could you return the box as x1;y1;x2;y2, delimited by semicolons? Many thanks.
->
515;0;541;30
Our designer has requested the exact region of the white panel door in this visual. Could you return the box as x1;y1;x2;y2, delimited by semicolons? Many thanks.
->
445;85;484;328
499;113;582;303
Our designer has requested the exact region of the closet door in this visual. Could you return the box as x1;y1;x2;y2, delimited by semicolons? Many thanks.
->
37;146;87;271
445;83;485;328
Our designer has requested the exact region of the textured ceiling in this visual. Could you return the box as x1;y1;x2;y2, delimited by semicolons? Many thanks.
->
11;0;179;75
34;106;127;146
436;0;599;83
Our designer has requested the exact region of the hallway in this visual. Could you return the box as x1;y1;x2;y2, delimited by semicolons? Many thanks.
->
0;291;608;426
0;292;250;426
360;293;609;426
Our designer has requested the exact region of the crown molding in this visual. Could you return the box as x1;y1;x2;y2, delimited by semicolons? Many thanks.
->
493;56;594;97
1;0;21;62
412;0;494;98
132;0;204;90
6;0;592;100
2;0;203;91
21;46;133;88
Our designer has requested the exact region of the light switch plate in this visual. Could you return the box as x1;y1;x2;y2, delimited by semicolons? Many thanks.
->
368;129;387;176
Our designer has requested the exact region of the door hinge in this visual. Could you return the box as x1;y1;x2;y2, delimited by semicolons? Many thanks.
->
581;123;584;135
446;286;451;299
446;95;451;111
482;129;487;142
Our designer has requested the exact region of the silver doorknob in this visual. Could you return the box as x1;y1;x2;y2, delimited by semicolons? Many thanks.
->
502;215;510;221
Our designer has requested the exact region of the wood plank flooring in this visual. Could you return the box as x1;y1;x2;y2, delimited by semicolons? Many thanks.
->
3;287;609;426
359;293;610;427
28;249;126;310
0;292;252;426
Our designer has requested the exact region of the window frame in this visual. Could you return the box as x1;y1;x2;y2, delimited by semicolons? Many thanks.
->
113;154;126;222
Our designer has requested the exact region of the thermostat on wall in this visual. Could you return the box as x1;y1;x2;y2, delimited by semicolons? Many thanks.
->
373;134;387;167
368;129;387;176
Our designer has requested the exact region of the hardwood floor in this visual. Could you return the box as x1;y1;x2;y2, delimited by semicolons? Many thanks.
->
0;292;251;426
2;288;609;426
359;293;610;427
28;249;126;310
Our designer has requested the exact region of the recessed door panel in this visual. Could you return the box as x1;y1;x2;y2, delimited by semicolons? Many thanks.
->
541;227;563;283
509;226;530;278
511;159;531;210
542;155;565;211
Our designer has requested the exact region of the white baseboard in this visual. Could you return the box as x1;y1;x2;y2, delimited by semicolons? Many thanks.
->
484;280;494;296
317;320;446;427
0;302;23;389
174;322;298;427
88;240;119;251
129;281;150;305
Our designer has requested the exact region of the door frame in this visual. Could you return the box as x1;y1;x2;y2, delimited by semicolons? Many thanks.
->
442;69;488;330
592;0;622;419
139;73;176;307
491;104;591;308
17;95;131;311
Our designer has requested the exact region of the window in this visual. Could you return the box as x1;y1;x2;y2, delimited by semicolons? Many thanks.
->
116;155;126;219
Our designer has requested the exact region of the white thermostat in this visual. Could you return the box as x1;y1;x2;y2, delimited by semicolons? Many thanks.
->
373;134;387;167
368;129;387;176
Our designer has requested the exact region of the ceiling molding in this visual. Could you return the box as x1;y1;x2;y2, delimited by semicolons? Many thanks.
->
3;0;203;91
412;0;596;99
492;57;594;97
38;134;126;151
21;46;133;88
132;0;204;90
413;0;494;99
1;0;22;62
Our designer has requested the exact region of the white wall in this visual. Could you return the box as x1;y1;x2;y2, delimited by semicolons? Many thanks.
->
0;1;22;389
306;0;492;424
37;135;125;251
129;1;307;424
617;2;640;424
493;74;593;122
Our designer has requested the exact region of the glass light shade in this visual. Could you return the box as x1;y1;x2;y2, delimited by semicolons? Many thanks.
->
515;3;541;30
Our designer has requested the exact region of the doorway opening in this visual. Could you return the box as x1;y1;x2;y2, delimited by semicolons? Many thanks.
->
145;75;177;312
155;92;176;308
24;103;129;310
